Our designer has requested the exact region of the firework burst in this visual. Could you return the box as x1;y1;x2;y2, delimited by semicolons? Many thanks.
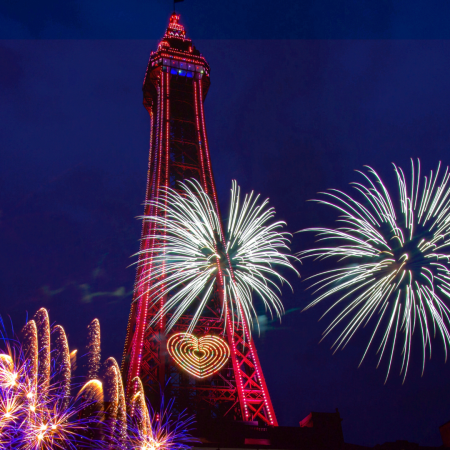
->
125;382;196;450
299;160;450;381
0;308;197;449
0;309;100;449
135;179;297;335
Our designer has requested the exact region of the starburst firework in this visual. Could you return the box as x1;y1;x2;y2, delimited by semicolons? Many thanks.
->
135;179;297;334
299;160;450;380
126;380;196;450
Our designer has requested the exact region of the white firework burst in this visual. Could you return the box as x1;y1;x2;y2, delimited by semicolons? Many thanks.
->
299;160;450;381
135;179;297;335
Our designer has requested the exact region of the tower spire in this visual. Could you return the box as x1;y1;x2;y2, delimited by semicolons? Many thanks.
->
164;12;186;39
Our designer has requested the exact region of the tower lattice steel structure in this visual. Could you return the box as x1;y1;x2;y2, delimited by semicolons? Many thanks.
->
122;13;277;427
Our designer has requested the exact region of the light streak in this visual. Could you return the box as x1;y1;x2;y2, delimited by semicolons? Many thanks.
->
76;379;104;406
299;160;450;381
69;350;77;372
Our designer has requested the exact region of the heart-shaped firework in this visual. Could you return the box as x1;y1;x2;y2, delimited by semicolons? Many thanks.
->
167;333;230;379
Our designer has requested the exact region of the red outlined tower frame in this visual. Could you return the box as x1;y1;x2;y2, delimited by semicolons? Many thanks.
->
122;13;277;427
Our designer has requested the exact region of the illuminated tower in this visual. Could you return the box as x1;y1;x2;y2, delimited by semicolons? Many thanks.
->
122;14;277;427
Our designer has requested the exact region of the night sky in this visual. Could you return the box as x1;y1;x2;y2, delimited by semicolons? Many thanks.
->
2;1;450;447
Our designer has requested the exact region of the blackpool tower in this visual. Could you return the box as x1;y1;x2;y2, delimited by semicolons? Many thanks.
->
122;13;277;427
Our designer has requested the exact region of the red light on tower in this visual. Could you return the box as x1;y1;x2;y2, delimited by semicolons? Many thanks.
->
121;13;277;426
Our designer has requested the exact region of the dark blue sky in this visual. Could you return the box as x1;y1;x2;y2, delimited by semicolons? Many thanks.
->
2;1;450;448
3;0;450;39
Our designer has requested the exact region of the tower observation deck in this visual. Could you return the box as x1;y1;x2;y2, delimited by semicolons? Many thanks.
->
121;13;277;427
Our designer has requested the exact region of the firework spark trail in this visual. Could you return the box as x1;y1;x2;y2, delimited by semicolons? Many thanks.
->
34;309;51;397
76;379;104;443
0;389;21;438
124;394;197;450
20;396;96;450
0;348;21;391
77;379;104;406
0;309;102;449
103;361;119;442
52;325;71;409
0;308;197;449
103;357;127;445
91;375;196;450
298;160;450;381
0;344;93;449
69;350;77;372
21;320;38;388
135;179;297;335
129;377;150;435
87;319;101;381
